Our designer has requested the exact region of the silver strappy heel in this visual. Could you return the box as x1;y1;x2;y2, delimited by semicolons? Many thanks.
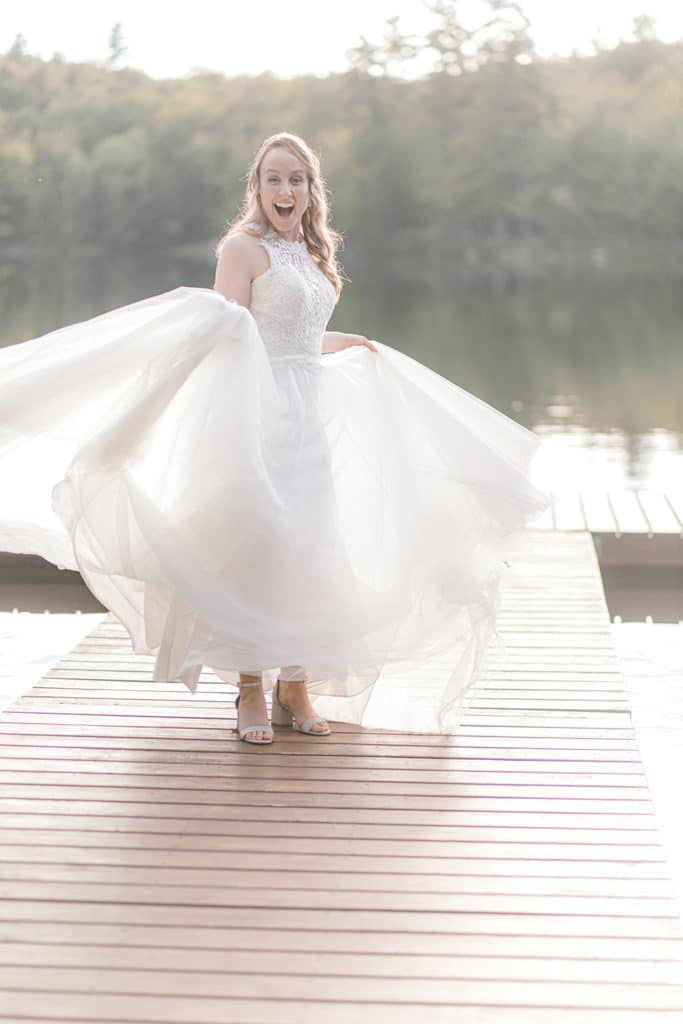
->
271;679;331;736
234;679;273;744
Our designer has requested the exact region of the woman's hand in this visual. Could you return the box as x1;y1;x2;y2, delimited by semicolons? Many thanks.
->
322;331;378;354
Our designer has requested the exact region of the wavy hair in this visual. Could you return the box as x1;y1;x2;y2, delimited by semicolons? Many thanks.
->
215;132;343;297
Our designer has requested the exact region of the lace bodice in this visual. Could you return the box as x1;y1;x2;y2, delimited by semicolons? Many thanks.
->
249;229;337;364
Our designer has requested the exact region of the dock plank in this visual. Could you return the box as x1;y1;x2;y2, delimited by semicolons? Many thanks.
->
636;491;681;534
528;488;683;538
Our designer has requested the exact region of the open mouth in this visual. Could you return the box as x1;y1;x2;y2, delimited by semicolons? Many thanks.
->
274;202;295;218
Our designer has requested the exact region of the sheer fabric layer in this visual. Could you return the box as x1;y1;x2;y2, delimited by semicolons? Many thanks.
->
0;287;548;731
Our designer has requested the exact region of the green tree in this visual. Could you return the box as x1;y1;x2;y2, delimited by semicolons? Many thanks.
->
108;23;127;67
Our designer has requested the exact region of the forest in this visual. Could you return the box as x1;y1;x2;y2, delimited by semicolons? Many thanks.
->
1;4;682;292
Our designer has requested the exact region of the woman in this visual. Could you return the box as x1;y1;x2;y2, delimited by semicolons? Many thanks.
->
211;133;378;742
0;132;549;744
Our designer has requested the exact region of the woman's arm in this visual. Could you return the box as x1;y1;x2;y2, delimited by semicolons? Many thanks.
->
214;234;267;308
322;331;378;354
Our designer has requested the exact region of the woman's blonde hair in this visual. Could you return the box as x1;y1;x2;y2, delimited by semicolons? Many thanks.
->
216;132;343;297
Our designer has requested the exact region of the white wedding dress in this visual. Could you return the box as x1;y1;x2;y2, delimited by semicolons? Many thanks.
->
0;228;549;731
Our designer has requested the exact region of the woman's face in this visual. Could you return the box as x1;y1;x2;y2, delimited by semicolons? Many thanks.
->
258;146;310;237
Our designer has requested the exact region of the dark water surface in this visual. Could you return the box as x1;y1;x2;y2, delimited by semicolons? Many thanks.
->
2;257;682;490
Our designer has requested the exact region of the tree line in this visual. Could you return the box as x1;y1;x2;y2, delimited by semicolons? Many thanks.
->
1;4;682;288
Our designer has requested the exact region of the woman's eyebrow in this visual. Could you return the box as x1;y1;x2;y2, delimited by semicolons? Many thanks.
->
263;167;305;175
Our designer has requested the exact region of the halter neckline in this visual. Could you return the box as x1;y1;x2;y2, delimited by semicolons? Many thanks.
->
264;228;307;248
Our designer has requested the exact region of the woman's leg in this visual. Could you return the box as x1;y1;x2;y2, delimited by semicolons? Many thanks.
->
277;666;330;734
237;672;270;742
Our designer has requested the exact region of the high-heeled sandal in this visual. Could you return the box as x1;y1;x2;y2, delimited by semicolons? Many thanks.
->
271;679;331;736
234;680;273;744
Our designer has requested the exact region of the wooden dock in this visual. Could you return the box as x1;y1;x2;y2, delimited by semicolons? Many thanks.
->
0;530;682;1022
531;489;683;537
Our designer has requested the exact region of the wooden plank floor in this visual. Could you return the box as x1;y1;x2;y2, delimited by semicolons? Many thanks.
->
0;531;682;1023
529;489;683;535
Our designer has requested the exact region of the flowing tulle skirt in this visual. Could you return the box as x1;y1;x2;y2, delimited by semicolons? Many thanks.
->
0;287;549;731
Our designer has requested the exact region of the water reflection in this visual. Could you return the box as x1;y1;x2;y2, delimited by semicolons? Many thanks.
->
2;256;681;489
532;424;683;492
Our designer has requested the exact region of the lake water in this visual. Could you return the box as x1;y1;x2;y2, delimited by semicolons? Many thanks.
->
3;264;682;486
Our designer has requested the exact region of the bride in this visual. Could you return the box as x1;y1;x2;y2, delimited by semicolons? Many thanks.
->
0;131;549;744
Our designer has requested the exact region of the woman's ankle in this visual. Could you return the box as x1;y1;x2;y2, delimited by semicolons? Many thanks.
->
278;678;306;695
239;675;263;688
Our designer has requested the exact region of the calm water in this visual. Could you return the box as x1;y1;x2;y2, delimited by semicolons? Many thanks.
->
2;259;683;488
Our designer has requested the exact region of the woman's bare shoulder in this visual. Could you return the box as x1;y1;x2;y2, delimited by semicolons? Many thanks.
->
217;229;268;275
219;229;263;257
